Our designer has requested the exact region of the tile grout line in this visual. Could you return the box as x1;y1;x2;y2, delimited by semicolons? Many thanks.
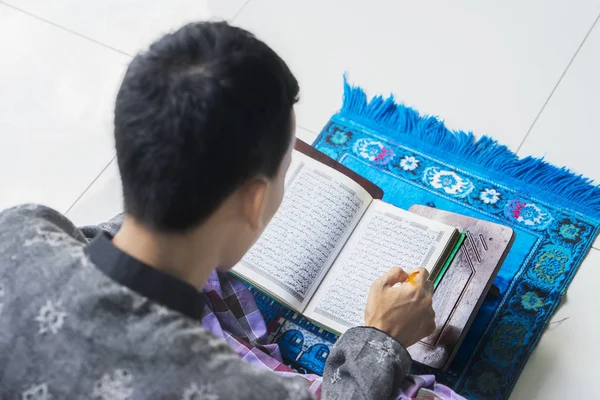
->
1;2;132;58
64;156;116;215
516;11;600;153
297;124;319;135
230;0;252;23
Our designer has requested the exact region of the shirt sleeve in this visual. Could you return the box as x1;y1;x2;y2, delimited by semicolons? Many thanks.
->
78;213;124;240
321;327;412;400
0;204;88;244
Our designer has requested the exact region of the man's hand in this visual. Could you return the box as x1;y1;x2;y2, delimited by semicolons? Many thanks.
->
364;267;435;348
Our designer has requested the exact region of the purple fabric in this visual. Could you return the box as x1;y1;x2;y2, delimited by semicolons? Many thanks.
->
200;270;466;400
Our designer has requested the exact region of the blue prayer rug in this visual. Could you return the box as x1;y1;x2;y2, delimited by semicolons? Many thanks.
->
248;80;600;400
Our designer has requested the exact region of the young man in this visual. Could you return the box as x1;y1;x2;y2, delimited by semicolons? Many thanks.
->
0;22;437;399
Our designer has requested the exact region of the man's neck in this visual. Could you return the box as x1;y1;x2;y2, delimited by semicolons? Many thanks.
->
112;215;219;289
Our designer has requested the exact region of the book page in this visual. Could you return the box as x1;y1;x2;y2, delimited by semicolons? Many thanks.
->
232;151;372;311
304;200;456;333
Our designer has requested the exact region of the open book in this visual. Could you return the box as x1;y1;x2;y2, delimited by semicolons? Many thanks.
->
232;147;460;335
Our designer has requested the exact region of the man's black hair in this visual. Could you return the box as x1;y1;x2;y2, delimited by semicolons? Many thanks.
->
114;22;299;232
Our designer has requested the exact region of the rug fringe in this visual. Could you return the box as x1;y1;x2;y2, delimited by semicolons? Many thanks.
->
339;78;600;220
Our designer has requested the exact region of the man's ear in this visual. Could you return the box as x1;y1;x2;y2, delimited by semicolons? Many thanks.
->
241;178;268;231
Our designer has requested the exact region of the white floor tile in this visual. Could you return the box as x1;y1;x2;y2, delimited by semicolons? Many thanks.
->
65;157;123;227
518;22;600;185
2;0;248;56
234;0;600;150
517;19;600;250
511;248;600;399
0;5;130;212
296;126;318;145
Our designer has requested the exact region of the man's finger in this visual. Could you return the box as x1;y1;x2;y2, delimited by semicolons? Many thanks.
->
380;266;409;287
423;279;434;295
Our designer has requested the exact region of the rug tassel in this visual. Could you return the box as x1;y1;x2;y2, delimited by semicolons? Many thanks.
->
339;78;600;219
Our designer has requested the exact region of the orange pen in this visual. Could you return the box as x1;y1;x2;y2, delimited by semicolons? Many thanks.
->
406;271;419;284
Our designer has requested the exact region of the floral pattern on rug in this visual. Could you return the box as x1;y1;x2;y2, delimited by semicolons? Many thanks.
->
310;119;599;399
251;118;599;400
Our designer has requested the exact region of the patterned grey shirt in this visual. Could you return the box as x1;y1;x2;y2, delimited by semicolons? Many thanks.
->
0;204;412;399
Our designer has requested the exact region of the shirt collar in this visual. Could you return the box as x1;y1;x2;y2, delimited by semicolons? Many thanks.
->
84;232;205;320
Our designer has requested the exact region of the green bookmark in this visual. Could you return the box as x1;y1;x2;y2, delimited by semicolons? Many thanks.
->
433;232;466;288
